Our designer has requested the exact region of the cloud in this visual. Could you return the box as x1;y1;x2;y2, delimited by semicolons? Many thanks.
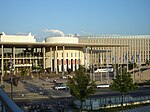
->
80;31;92;36
43;29;65;36
16;32;27;35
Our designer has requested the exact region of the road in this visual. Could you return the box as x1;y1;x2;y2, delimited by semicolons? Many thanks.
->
4;78;149;111
4;78;150;100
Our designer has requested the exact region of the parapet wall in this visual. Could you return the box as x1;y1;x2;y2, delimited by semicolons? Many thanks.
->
45;36;78;43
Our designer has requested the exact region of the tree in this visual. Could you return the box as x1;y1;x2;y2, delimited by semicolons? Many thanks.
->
67;68;72;74
110;67;138;108
12;76;20;86
67;65;96;111
38;66;45;77
19;67;29;81
128;61;137;70
4;61;9;74
145;59;150;66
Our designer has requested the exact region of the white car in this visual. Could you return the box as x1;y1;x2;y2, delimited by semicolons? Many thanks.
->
54;83;68;90
96;84;110;88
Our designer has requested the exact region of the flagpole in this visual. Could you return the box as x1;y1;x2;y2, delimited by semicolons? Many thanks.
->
114;47;116;79
106;50;109;83
138;51;141;81
99;53;102;81
120;47;122;76
139;61;141;82
127;47;129;72
132;55;135;82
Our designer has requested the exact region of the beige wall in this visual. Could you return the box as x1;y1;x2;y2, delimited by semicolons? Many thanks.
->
79;35;150;64
45;47;84;72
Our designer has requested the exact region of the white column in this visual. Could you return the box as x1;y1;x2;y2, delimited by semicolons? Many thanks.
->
77;50;80;70
55;46;58;74
90;47;92;80
1;45;4;85
50;47;52;72
148;38;149;63
113;47;117;79
127;47;129;72
43;47;45;69
139;40;141;81
63;46;67;72
68;60;71;69
58;59;61;72
13;47;15;75
78;50;80;66
85;46;88;71
106;49;109;81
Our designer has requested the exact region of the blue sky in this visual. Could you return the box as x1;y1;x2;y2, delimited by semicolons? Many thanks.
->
0;0;150;40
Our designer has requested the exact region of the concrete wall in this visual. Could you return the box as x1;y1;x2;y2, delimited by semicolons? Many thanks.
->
45;36;78;43
0;32;36;43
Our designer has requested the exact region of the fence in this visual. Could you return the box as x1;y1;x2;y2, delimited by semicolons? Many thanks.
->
74;95;150;110
0;87;23;112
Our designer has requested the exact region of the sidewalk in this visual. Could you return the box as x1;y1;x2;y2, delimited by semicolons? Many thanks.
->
3;77;70;100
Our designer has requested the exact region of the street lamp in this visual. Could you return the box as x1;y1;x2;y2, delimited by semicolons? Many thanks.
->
9;55;14;99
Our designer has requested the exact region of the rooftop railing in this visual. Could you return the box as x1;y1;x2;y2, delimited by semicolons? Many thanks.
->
0;87;23;112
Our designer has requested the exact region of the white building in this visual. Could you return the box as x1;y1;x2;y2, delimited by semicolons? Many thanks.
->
0;32;36;43
0;32;128;85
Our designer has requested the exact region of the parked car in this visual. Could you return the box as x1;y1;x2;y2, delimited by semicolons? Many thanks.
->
54;83;68;90
61;75;73;79
96;84;110;88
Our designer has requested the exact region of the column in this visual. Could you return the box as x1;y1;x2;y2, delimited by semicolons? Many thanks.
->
43;47;45;69
90;47;94;80
113;47;117;79
127;46;129;72
55;46;58;74
85;46;88;72
13;47;15;75
106;49;109;81
63;46;66;72
120;47;123;75
58;59;61;73
50;47;52;73
139;40;141;81
1;45;4;85
148;38;149;64
78;50;80;69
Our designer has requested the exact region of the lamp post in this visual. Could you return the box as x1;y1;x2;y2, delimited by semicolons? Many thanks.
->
9;55;14;99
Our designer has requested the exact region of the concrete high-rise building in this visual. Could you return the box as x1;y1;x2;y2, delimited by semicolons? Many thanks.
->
79;35;150;65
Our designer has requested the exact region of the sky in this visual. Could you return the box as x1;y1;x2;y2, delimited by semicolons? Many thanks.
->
0;0;150;40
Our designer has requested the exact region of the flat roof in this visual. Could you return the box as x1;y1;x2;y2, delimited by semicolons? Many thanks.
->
0;42;129;48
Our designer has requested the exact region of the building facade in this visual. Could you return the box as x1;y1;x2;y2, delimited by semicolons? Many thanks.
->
79;35;150;65
2;32;149;84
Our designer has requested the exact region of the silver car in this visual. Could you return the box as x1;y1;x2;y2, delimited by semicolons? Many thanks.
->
54;83;68;90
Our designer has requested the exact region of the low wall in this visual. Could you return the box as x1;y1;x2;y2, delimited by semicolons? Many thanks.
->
74;95;150;110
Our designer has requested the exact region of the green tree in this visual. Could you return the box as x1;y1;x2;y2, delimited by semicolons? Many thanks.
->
4;61;9;74
19;67;29;81
128;61;137;70
145;59;150;66
111;67;138;108
67;65;96;111
39;66;45;78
